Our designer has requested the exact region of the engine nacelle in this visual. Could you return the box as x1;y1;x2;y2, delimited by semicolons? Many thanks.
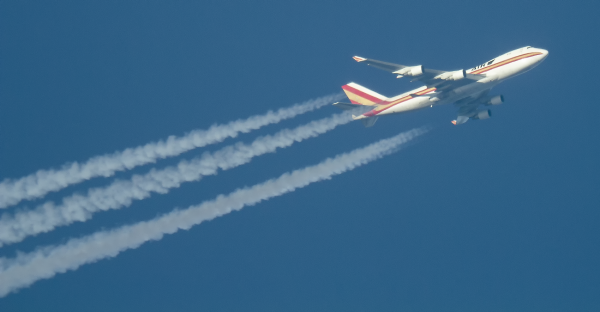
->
409;65;423;76
434;69;465;81
488;95;504;105
476;110;492;120
450;69;466;80
394;65;424;77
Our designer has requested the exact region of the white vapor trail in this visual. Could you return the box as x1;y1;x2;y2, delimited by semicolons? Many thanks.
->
0;93;343;209
0;128;426;297
0;113;353;247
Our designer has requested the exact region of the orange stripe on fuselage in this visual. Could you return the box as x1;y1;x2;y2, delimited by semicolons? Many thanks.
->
471;52;542;74
361;52;542;117
365;87;436;117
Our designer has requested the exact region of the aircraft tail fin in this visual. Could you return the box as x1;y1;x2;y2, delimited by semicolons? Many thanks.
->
341;82;388;105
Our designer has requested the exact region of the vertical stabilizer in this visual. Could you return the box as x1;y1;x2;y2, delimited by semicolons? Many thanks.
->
341;82;388;105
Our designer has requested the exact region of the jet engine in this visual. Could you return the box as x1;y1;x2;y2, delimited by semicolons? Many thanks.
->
435;69;466;81
450;70;466;80
487;95;504;105
394;65;424;77
476;109;492;120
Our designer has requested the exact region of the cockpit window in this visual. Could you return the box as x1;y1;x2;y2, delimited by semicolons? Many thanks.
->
526;46;532;49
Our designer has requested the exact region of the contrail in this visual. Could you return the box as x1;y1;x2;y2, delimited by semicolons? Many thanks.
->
0;112;353;247
0;93;343;209
0;128;426;297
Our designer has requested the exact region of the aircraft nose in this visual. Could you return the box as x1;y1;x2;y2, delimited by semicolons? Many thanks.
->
539;49;549;59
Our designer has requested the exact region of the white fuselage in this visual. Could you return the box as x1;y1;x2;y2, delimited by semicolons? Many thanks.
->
364;47;548;117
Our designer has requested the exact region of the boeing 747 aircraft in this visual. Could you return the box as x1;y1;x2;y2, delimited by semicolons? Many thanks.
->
334;46;548;126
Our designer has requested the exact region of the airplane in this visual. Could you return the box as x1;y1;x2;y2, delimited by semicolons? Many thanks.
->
333;46;549;126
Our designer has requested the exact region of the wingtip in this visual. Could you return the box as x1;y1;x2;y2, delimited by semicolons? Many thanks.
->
352;56;366;62
451;120;457;125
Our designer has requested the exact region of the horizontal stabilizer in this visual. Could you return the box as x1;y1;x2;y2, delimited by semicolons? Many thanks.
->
410;92;437;98
332;102;366;110
352;114;378;127
361;117;378;127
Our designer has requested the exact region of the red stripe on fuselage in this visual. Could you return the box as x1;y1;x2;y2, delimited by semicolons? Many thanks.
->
471;52;542;74
360;52;542;118
364;88;436;117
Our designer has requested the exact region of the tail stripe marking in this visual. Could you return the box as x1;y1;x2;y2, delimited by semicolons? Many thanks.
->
341;84;385;105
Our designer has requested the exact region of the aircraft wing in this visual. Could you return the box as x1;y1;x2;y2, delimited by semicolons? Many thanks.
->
353;56;485;86
451;89;492;124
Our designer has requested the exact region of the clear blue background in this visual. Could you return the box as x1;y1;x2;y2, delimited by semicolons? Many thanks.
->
1;1;599;311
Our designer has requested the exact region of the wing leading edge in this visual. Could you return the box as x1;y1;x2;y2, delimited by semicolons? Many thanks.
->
352;55;485;86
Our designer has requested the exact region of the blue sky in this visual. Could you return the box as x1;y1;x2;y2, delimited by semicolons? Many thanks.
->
1;1;599;311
